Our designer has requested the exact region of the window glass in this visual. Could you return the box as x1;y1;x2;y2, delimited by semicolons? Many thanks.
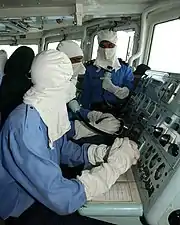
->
148;19;180;73
48;40;81;50
92;31;135;61
0;45;38;57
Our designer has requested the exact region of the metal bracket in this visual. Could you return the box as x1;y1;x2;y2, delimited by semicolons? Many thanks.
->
74;3;83;26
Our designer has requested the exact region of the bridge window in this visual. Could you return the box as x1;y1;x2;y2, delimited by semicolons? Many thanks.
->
148;19;180;73
92;30;135;61
0;45;38;57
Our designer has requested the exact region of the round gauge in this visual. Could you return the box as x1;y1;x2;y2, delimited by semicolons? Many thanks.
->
145;146;153;158
154;163;165;180
149;153;158;168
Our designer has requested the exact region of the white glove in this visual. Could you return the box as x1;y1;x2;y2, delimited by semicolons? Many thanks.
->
107;137;140;170
77;137;140;200
114;87;129;99
87;111;120;134
87;111;104;123
73;120;97;140
0;50;7;73
68;99;81;113
102;77;129;99
88;144;108;165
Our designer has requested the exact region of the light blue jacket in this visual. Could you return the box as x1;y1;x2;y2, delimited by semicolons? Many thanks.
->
0;104;90;219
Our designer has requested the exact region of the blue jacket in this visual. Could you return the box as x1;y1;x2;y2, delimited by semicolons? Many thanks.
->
0;104;90;219
80;62;134;109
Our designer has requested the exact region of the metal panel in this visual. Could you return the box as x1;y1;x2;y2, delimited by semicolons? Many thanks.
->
0;7;74;17
0;0;76;8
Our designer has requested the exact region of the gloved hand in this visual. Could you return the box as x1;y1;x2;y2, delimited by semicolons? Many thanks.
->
102;77;129;99
73;120;95;140
68;99;81;113
88;144;108;165
114;87;129;99
107;137;140;170
0;50;7;73
77;137;140;200
87;111;120;134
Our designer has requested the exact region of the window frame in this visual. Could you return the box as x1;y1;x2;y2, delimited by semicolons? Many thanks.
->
147;18;180;72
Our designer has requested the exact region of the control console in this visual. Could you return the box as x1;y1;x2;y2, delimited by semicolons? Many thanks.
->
125;70;180;225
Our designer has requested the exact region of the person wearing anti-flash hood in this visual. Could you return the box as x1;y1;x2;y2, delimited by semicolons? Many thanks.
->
0;46;35;127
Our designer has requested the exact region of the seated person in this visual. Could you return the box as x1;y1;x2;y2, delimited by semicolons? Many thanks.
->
0;50;139;225
0;46;34;127
80;29;134;112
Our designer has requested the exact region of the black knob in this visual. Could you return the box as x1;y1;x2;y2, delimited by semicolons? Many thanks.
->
148;186;154;197
168;210;180;225
165;117;172;124
159;134;171;147
144;166;150;176
145;180;151;189
153;127;164;138
157;157;161;162
171;123;179;131
168;144;179;157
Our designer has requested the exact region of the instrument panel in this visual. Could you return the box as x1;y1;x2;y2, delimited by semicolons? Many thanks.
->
125;70;180;224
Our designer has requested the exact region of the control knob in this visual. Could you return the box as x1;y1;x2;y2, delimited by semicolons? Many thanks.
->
159;134;171;147
168;143;179;157
153;126;164;138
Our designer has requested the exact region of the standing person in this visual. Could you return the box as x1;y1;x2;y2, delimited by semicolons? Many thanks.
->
0;46;34;126
80;30;134;112
0;50;139;225
57;40;121;139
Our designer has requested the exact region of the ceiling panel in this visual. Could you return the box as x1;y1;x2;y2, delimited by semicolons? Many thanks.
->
0;0;76;8
0;0;160;8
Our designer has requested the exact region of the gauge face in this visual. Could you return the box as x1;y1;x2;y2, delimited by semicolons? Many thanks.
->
154;163;165;180
168;144;179;157
149;153;158;168
145;146;153;159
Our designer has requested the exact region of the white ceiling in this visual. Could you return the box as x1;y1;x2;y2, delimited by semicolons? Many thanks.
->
0;0;169;39
0;0;157;8
0;0;160;19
